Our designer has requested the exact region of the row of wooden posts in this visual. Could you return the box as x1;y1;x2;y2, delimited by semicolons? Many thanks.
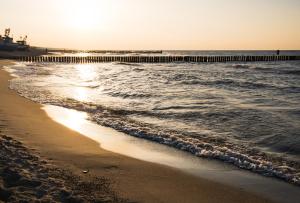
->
13;55;300;63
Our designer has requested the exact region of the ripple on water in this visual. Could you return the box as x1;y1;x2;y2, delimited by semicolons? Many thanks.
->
5;59;300;185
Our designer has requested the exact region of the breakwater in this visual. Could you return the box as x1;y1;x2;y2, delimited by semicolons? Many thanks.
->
4;55;300;63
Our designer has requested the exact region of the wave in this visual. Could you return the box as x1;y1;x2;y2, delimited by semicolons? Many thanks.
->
90;106;300;186
114;62;142;66
153;105;207;111
8;83;300;186
181;79;277;89
278;69;300;76
6;61;300;186
231;65;300;76
259;134;300;155
75;84;100;89
108;92;153;99
231;64;251;69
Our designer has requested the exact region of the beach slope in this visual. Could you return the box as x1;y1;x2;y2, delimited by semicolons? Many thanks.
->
0;60;271;203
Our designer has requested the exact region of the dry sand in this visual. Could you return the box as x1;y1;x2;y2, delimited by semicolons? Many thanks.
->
0;133;124;202
0;60;272;203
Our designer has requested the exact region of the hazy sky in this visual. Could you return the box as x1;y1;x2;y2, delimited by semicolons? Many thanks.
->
1;0;299;50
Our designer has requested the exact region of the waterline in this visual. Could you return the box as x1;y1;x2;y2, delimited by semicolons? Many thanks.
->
43;105;300;203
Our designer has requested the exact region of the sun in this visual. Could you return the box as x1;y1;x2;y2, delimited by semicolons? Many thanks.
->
63;0;107;30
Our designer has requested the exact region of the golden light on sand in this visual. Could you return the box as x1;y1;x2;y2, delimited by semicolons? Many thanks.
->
57;108;88;132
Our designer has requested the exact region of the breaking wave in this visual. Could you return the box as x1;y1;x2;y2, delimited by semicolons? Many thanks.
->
5;59;300;186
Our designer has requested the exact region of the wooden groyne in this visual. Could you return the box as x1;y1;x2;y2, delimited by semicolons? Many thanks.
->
6;55;300;63
46;49;163;54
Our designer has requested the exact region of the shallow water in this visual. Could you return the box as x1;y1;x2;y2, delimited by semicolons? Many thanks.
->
4;51;300;185
43;105;300;203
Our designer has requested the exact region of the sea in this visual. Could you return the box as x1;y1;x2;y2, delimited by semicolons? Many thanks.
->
5;50;300;185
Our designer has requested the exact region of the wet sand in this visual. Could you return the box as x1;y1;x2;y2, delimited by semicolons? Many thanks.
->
0;60;272;203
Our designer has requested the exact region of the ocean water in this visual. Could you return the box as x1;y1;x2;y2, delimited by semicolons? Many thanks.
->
5;51;300;185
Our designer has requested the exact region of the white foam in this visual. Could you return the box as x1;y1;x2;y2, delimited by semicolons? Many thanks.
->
43;105;300;203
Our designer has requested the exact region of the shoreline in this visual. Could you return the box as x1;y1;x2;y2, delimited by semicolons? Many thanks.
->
43;105;300;203
0;59;278;202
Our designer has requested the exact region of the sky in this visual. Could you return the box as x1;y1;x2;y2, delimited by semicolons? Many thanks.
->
0;0;300;50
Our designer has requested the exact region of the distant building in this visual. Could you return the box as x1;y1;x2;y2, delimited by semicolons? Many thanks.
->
0;28;29;51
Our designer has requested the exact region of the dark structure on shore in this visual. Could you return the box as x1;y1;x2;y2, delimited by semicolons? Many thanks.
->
0;29;29;51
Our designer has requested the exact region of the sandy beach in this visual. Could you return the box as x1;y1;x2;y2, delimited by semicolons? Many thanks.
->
0;60;273;202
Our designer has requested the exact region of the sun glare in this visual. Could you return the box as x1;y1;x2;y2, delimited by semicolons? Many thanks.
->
63;0;108;30
44;106;88;132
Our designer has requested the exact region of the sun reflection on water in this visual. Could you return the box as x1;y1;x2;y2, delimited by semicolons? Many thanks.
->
73;87;88;102
75;64;97;81
71;64;98;102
